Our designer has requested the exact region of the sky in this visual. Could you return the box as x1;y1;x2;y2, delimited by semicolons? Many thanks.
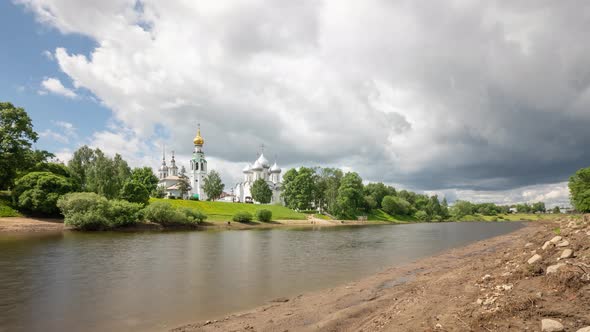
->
2;0;590;207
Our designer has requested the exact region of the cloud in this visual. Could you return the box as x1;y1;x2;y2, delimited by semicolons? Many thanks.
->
38;120;78;144
19;0;590;201
39;77;77;98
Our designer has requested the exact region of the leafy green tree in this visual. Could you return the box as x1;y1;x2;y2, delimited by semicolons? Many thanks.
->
177;166;191;199
415;210;428;221
29;162;72;178
364;182;395;209
131;167;159;194
0;102;40;189
316;167;343;215
251;178;272;204
13;171;75;215
381;195;411;215
202;170;224;200
281;167;316;210
119;180;150;205
450;200;474;219
426;195;442;217
68;145;95;189
441;197;450;219
552;206;561;214
569;166;590;212
532;202;546;213
335;172;364;219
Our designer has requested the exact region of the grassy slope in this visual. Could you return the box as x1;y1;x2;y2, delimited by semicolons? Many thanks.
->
366;209;417;223
150;198;306;221
0;191;21;217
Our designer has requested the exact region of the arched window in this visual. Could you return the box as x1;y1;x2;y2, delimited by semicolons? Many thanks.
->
201;162;204;171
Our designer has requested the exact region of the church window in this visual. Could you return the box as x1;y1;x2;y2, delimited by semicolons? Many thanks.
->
201;162;204;170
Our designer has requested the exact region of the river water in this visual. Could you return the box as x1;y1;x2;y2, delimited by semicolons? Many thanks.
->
0;222;522;332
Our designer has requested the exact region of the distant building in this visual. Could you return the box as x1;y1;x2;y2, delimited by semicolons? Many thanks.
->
234;149;282;204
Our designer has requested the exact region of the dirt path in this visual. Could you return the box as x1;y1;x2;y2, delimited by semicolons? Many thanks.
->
173;217;590;332
0;217;64;232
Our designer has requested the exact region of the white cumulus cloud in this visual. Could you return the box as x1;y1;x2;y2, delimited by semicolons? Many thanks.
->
39;77;77;98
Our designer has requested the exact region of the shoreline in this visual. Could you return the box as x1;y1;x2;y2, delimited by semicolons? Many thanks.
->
0;216;399;233
172;216;590;331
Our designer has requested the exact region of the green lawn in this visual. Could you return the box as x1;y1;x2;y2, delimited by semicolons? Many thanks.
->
150;198;306;221
366;209;416;223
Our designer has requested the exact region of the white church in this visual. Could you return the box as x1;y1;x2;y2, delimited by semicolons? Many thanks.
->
234;151;282;204
157;125;208;200
157;125;283;203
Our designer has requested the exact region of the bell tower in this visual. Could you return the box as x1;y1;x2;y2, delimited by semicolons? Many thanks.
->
189;124;208;200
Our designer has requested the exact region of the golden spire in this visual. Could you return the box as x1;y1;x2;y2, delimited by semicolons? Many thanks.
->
193;123;204;146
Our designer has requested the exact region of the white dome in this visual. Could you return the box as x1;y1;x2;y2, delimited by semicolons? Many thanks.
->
159;165;168;171
270;162;281;173
251;160;263;171
257;153;270;168
242;164;252;173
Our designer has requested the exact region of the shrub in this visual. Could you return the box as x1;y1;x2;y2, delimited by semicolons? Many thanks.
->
232;211;253;222
57;193;143;230
490;216;499;222
57;192;111;230
119;180;150;205
181;207;207;223
142;201;187;225
13;172;75;215
415;210;428;221
381;196;411;216
107;199;144;228
255;209;272;222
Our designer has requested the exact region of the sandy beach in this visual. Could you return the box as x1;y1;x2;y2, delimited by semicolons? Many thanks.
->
172;216;590;332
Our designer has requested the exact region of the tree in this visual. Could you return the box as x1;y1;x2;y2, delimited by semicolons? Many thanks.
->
131;167;159;194
381;195;411;215
202;170;224;201
335;172;364;219
0;102;39;189
281;168;298;208
68;145;95;189
569;166;590;212
12;171;75;215
119;180;150;205
281;167;316;210
441;197;450;219
364;182;395;209
552;206;561;214
177;166;191;199
426;195;442;217
251;178;272;204
320;168;343;215
451;200;474;219
532;202;546;213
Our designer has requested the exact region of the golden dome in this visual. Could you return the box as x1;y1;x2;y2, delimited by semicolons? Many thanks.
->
193;126;204;146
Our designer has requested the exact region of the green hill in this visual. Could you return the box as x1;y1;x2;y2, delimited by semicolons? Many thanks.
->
150;198;306;221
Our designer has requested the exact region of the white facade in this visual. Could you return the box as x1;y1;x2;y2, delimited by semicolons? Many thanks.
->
188;126;207;200
234;153;282;204
157;126;209;200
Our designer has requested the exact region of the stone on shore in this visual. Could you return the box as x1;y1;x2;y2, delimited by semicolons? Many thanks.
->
542;241;552;250
549;236;562;244
546;263;565;274
528;254;542;264
556;240;569;247
559;249;573;260
577;327;590;332
541;319;564;332
525;242;534;247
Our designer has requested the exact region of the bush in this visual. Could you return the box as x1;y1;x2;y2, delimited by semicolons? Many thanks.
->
107;199;144;227
142;201;188;225
232;211;253;222
415;210;428;221
119;180;150;205
57;192;143;230
490;216;499;222
382;196;411;216
13;172;75;215
181;207;207;223
255;209;272;222
57;192;111;230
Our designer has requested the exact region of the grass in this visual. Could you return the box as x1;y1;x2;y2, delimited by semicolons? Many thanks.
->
150;198;306;221
366;209;417;223
0;191;21;217
313;213;333;220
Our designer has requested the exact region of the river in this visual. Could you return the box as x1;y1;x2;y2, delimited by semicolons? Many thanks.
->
0;222;523;332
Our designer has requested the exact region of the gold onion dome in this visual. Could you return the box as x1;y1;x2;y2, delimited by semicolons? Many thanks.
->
193;127;204;146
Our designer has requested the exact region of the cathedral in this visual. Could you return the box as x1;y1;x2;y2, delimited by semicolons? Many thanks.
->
234;151;282;204
157;126;208;199
157;125;283;204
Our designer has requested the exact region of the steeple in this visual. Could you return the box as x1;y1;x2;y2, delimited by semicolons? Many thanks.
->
158;145;169;179
169;150;178;176
193;123;204;146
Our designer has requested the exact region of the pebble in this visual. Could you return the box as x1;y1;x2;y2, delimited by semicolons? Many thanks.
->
546;263;565;274
482;274;492;281
435;323;443;329
549;236;562;244
577;327;590;332
541;319;564;332
556;240;569;247
559;249;573;260
528;254;542;264
542;241;553;250
525;242;534;247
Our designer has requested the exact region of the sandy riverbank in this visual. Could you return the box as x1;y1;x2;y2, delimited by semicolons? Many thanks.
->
0;215;384;233
172;216;590;332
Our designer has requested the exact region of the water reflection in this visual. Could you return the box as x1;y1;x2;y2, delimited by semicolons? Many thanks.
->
0;222;522;332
